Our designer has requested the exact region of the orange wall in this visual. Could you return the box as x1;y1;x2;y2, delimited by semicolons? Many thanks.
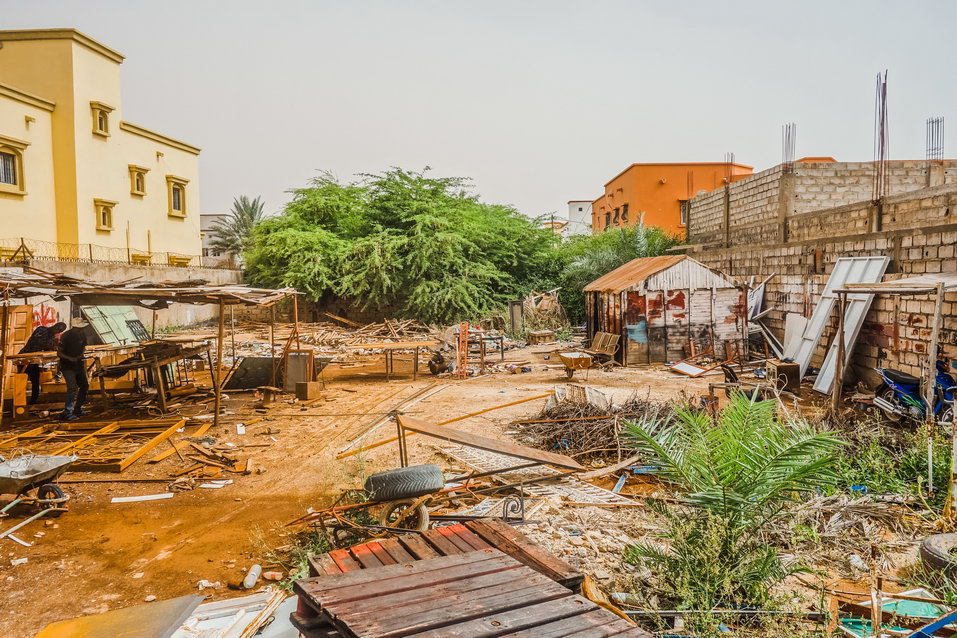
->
591;163;753;236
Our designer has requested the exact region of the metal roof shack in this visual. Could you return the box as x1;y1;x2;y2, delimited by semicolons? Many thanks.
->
584;255;736;294
584;256;743;366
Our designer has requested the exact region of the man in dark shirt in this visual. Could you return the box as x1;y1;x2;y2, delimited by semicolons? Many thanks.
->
18;322;66;404
57;317;90;421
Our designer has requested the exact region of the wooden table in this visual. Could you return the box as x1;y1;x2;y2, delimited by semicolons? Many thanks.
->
293;546;646;637
345;341;439;381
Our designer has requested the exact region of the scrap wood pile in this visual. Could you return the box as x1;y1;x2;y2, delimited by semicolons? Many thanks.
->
297;315;436;347
515;385;670;458
522;289;569;333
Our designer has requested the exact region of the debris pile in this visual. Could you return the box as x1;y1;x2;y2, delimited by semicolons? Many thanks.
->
522;289;569;333
516;385;669;458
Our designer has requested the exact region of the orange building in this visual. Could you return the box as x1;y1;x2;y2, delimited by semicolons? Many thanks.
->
591;162;754;236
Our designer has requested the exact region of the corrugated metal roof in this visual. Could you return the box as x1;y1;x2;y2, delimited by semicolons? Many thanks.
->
584;255;737;293
584;255;686;293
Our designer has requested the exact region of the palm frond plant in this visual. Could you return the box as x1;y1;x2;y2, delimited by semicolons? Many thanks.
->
622;394;843;613
209;195;267;256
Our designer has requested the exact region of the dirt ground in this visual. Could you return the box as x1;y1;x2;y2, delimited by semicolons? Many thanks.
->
0;342;714;637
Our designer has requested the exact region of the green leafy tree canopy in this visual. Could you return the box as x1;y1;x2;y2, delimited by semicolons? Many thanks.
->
245;168;558;324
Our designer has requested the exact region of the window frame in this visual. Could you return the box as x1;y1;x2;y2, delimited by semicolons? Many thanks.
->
128;165;149;197
679;200;690;227
0;134;29;196
90;101;115;138
166;175;189;218
93;198;117;232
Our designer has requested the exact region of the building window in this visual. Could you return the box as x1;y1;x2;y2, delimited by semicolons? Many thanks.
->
604;212;610;228
621;203;629;224
90;101;115;137
128;165;149;196
679;200;690;226
0;134;29;196
166;175;189;217
612;208;620;225
94;199;116;231
578;207;583;212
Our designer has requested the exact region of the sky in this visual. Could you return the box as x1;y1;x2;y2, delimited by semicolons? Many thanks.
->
4;1;957;220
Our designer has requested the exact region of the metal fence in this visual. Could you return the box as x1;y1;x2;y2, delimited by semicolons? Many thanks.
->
0;237;235;269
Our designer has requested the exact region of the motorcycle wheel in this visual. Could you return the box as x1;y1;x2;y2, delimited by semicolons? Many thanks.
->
876;384;904;423
939;405;954;426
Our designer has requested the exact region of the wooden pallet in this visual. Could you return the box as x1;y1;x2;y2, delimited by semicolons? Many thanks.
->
294;548;647;638
308;520;582;589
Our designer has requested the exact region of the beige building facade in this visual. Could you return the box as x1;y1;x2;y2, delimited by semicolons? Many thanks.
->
0;29;202;264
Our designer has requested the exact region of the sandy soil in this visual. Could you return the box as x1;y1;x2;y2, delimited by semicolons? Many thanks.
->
0;343;713;637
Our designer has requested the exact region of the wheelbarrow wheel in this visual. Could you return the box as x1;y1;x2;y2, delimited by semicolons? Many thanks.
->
378;500;429;531
565;369;575;379
36;484;67;517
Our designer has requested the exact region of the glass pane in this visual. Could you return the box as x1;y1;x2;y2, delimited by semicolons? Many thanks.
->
0;152;15;185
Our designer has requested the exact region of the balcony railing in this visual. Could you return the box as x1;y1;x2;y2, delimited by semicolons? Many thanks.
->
0;237;236;270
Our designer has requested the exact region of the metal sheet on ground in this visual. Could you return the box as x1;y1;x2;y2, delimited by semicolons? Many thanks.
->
35;594;203;638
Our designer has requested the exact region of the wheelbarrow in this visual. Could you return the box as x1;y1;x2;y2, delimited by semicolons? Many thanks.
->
558;352;593;379
0;453;75;518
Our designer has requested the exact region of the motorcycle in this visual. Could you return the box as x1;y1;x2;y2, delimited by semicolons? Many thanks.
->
872;360;956;424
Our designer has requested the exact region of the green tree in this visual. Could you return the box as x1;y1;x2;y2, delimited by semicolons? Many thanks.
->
245;168;558;324
209;195;267;255
556;224;682;324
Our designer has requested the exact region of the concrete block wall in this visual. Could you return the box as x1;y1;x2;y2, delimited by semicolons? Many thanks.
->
688;184;957;386
687;160;957;247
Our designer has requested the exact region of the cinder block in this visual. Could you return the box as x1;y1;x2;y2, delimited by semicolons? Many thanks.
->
296;381;321;401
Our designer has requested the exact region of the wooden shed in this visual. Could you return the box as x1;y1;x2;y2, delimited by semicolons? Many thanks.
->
584;255;743;366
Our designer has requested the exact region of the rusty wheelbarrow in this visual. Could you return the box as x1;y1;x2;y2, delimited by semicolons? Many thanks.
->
558;352;593;379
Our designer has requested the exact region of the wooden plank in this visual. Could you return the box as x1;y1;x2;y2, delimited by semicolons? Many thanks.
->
296;550;503;599
396;415;583;471
424;528;468;556
307;553;344;577
444;524;493;551
350;588;595;638
322;564;540;615
467;519;583;589
331;572;573;638
114;418;187;472
399;534;441;560
365;542;398;566
350;544;384;569
498;608;649;637
327;549;362;573
401;596;604;638
432;526;477;553
376;537;415;563
148;422;212;463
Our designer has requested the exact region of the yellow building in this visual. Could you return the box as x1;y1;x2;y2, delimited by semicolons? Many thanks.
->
0;28;202;264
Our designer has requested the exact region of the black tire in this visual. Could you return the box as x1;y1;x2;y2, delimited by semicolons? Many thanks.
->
565;369;575;379
378;500;429;531
363;464;444;501
37;484;67;517
920;533;957;576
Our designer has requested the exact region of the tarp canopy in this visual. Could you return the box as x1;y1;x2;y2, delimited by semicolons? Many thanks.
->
0;267;297;309
838;272;957;295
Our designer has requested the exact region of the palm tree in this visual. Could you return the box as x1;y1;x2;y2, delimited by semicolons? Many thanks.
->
209;195;266;257
621;395;843;611
624;394;842;535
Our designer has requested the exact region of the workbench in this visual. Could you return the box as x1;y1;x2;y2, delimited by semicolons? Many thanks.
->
344;341;439;381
